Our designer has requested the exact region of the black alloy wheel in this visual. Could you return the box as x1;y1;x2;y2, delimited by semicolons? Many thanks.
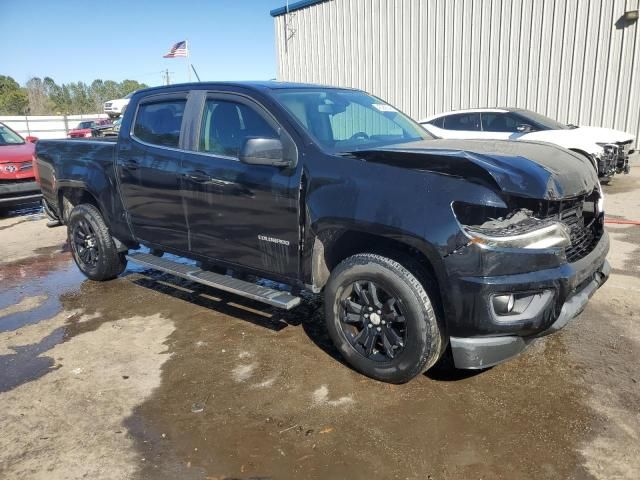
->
67;203;127;281
324;253;445;383
72;218;99;268
340;280;407;362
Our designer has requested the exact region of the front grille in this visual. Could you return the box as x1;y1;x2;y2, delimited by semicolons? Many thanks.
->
549;198;601;263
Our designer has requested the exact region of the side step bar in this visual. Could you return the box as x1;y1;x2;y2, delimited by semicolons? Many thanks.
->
126;252;301;310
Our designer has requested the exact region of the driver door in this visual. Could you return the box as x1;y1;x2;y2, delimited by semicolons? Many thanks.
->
180;93;301;279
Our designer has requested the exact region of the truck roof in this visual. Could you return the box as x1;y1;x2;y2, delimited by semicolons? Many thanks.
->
135;81;357;96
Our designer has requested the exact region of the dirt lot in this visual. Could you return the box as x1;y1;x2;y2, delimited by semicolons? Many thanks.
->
1;162;639;480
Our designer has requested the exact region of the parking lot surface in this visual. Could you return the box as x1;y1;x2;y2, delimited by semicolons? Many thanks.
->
1;162;639;480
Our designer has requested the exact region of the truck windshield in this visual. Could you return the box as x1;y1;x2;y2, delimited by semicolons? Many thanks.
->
0;124;25;145
273;89;433;153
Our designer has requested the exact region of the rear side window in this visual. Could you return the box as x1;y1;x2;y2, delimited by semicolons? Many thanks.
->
133;99;186;148
428;117;444;128
443;113;481;131
199;99;278;157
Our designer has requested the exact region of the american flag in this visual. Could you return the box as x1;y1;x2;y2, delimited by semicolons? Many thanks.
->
163;40;188;58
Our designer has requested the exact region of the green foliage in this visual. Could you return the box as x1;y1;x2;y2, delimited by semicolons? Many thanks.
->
0;75;29;115
1;74;149;115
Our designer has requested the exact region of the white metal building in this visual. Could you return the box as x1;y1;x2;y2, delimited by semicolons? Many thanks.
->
272;0;640;144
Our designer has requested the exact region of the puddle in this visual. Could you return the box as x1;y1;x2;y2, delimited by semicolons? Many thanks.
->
0;326;64;392
0;254;84;332
0;202;43;219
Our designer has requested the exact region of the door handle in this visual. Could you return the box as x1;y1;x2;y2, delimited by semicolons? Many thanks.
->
183;170;212;183
123;159;139;170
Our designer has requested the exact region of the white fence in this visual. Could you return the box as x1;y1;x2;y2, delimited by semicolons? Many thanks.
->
0;114;109;140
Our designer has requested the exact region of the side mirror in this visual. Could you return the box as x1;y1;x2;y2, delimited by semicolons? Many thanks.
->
25;136;39;143
516;124;532;133
239;137;289;167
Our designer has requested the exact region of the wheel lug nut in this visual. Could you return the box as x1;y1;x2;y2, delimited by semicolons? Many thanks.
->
368;324;373;328
382;320;386;324
376;327;381;331
369;307;373;311
364;313;369;318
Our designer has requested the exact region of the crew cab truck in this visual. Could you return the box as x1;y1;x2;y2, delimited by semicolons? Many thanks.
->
35;82;610;383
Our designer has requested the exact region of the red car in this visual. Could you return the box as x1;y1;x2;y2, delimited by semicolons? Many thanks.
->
0;122;41;212
68;119;111;138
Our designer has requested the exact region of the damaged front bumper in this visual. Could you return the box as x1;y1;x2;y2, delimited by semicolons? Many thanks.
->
448;230;610;369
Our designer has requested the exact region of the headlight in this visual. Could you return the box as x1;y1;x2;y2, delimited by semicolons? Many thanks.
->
452;202;571;249
596;143;618;156
464;222;571;249
596;182;604;214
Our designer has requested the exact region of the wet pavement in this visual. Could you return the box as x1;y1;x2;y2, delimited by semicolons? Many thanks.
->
0;166;639;480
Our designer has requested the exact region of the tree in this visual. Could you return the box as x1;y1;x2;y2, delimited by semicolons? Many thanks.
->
25;77;52;114
3;75;150;115
0;75;29;115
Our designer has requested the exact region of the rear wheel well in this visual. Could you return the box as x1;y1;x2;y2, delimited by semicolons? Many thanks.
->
58;187;102;223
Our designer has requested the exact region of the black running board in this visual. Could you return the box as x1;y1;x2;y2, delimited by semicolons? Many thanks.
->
126;252;301;310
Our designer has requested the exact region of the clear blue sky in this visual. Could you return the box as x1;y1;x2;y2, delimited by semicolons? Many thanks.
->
1;0;287;86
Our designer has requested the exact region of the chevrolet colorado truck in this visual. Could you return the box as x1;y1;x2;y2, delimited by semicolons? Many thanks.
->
35;82;610;383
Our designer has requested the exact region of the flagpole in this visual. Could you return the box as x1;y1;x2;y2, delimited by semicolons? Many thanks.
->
186;40;191;82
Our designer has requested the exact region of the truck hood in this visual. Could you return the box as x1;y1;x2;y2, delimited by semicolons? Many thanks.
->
356;138;599;200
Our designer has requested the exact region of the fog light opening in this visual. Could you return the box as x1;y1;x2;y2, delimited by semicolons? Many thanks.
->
493;294;515;315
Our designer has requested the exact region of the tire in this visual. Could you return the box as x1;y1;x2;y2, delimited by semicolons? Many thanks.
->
324;253;445;383
600;176;612;185
67;204;127;281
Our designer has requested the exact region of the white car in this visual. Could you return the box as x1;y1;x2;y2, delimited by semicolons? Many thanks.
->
103;92;134;118
420;108;635;183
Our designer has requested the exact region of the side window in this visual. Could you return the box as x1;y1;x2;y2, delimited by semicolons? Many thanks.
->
329;102;403;141
428;117;445;128
199;99;278;157
443;113;481;131
481;113;519;132
133;99;186;147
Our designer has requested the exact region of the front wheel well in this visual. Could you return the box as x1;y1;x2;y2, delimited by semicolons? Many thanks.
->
313;229;442;298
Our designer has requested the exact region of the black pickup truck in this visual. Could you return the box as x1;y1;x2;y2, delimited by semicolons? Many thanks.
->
35;82;610;383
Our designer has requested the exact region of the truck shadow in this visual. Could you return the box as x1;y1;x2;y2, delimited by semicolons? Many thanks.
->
129;270;489;382
129;272;303;332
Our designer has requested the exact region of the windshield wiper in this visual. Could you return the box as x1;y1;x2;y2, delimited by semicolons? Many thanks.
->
335;151;365;159
567;124;579;129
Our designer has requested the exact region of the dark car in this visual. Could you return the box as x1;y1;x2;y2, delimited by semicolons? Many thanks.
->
34;82;609;383
92;117;121;137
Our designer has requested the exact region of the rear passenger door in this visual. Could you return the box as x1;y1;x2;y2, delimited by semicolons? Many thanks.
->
179;92;301;279
116;92;190;253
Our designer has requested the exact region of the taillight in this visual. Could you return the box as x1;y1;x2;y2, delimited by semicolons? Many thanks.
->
32;154;41;184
